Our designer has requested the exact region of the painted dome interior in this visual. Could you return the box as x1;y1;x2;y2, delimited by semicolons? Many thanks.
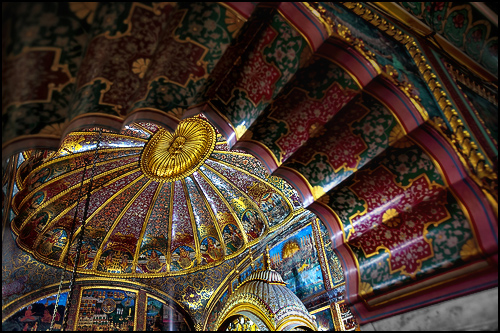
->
1;1;497;331
12;115;305;277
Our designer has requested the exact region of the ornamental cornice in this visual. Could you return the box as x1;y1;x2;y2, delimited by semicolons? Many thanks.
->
308;1;497;200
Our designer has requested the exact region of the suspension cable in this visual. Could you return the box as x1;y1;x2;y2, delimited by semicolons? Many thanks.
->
49;145;95;332
49;153;90;331
60;128;103;331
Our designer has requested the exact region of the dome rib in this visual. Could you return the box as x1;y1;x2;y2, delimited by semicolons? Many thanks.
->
166;181;175;272
17;162;141;233
201;163;270;231
181;178;201;266
132;181;163;271
169;180;197;271
69;171;145;245
205;157;296;229
189;175;227;259
56;169;144;264
208;155;294;215
93;178;152;269
17;152;141;212
132;123;154;136
195;169;249;244
37;168;143;252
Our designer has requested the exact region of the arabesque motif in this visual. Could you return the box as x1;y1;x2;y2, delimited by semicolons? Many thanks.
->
348;166;450;276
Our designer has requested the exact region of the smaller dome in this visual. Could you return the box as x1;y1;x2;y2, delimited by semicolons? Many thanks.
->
242;269;286;285
216;247;317;331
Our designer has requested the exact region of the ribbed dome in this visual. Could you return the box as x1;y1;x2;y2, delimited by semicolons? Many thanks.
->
242;269;286;285
11;115;304;277
217;251;317;331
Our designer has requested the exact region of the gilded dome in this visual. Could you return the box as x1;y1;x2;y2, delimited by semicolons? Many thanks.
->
217;250;317;331
11;116;304;277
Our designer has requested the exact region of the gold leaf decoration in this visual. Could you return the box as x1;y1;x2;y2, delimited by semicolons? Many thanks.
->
309;122;326;138
247;182;270;200
69;2;98;24
460;239;479;261
39;120;69;137
225;10;244;38
382;208;402;228
235;124;247;140
389;125;414;148
216;212;236;225
317;194;330;205
131;58;150;79
282;240;300;259
140;117;216;182
312;185;326;200
359;282;373;297
168;107;185;120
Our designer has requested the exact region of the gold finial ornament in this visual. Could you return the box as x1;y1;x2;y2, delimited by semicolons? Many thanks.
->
264;245;272;271
141;117;216;182
216;243;317;330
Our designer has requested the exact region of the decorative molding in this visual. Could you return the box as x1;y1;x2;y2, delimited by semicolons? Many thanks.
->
444;61;498;106
331;2;497;195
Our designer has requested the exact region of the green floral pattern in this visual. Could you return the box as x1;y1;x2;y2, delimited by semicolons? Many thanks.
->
326;143;477;295
284;93;398;193
400;2;498;75
212;13;308;134
244;56;360;164
3;3;89;143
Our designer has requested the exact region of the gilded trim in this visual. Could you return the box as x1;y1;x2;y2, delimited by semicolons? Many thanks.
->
166;182;175;272
190;175;228;260
339;2;497;189
16;152;141;212
76;286;138;331
132;182;162;271
93;177;151;267
182;179;202;265
372;2;498;83
196;169;249;244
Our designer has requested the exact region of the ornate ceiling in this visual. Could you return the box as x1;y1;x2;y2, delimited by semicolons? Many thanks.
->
11;116;305;277
2;2;497;329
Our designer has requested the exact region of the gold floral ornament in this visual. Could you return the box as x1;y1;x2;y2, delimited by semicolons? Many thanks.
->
382;208;402;228
309;122;326;138
234;124;247;140
389;125;413;149
141;117;216;182
39;120;69;137
225;10;244;38
359;282;373;297
460;239;479;261
168;107;185;120
317;194;330;205
131;58;151;79
311;185;326;200
69;2;98;24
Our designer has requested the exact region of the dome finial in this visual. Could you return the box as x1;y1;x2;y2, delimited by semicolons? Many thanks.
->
249;248;255;271
263;245;272;271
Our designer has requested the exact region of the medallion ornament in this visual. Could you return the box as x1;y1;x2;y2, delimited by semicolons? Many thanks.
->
101;298;117;314
140;118;216;182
